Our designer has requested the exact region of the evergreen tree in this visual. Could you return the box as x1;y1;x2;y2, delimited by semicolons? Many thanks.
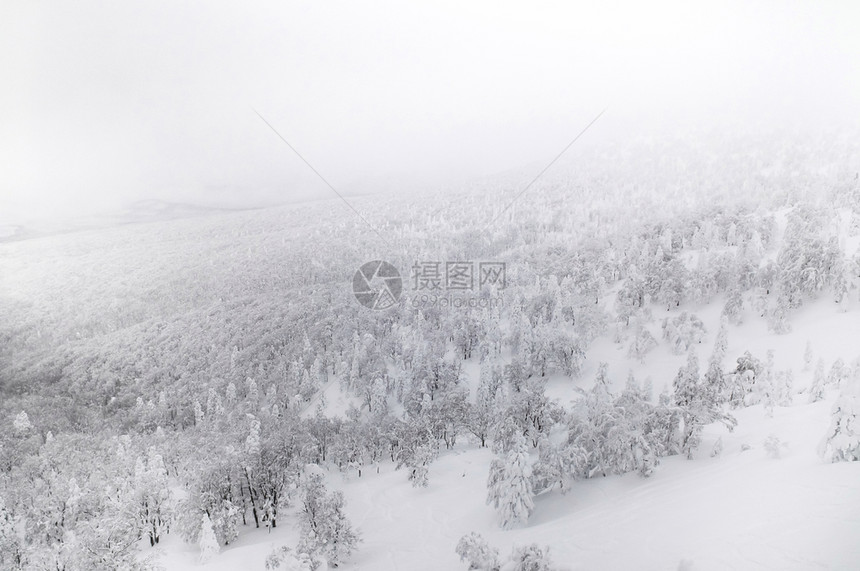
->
776;369;794;407
674;350;736;458
456;532;501;571
727;351;764;408
809;358;827;403
13;411;32;435
828;358;847;389
509;543;557;571
132;447;173;546
722;289;744;325
758;350;777;417
468;364;499;447
193;399;205;426
628;324;658;362
297;472;360;568
703;317;729;405
408;442;436;488
486;433;534;529
199;513;220;563
820;386;860;462
0;496;24;569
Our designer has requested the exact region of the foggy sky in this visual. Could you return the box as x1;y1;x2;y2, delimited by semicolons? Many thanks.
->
1;0;858;224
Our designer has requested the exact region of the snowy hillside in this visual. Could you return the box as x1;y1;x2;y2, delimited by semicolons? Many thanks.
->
148;295;860;571
2;133;860;571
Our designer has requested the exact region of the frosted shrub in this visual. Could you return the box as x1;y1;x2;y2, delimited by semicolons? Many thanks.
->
455;532;500;571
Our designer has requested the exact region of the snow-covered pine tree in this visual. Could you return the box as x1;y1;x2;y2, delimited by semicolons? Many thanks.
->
486;433;534;529
820;385;860;462
776;369;794;407
455;532;501;571
133;447;173;546
509;543;557;571
530;434;570;494
193;399;205;426
758;350;777;417
722;288;744;325
408;442;436;488
246;376;259;407
703;317;729;405
297;472;360;567
643;388;682;458
675;353;705;459
13;410;32;435
674;349;735;458
727;351;764;408
468;363;500;448
767;292;792;334
809;358;827;403
0;496;24;569
673;350;700;410
828;358;847;389
199;513;220;563
628;324;658;362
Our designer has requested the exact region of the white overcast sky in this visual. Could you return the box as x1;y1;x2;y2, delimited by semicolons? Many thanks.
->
1;0;858;223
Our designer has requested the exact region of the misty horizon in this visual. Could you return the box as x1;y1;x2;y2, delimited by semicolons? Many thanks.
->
3;1;859;224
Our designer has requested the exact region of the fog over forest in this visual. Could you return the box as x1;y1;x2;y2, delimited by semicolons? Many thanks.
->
2;2;860;571
2;0;858;223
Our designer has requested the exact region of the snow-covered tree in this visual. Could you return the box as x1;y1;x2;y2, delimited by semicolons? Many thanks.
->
628;324;658;362
722;289;744;325
408;442;437;488
509;543;557;571
193;399;205;426
703;317;729;405
456;532;501;571
265;546;315;570
132;447;173;546
199;513;220;563
297;472;360;567
727;351;764;408
12;411;32;435
486;433;534;529
675;350;735;458
820;387;860;462
757;350;777;417
809;358;827;403
468;363;501;448
662;312;706;355
828;358;848;389
0;496;24;569
775;369;794;407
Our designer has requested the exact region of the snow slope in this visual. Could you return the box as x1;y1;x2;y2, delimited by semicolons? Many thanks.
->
152;295;860;571
157;396;858;571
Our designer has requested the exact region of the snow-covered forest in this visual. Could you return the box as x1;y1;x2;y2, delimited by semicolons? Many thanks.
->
4;0;860;569
3;130;860;569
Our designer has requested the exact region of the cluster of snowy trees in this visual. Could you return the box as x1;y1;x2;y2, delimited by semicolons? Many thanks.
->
0;428;168;570
3;132;860;567
456;532;557;571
